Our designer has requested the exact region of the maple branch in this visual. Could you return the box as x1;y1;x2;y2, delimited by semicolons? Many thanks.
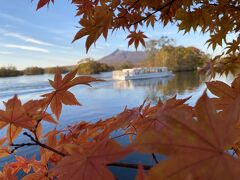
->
131;0;176;26
108;162;152;170
11;132;154;171
23;132;67;157
11;142;38;153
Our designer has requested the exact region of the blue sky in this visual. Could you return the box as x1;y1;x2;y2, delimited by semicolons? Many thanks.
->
0;0;224;69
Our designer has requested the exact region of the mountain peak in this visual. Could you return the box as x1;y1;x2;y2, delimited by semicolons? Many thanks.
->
98;49;148;66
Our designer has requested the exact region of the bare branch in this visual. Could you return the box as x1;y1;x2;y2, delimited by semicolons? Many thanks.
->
23;132;67;157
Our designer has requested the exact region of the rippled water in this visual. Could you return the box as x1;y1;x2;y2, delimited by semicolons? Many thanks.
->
0;71;233;178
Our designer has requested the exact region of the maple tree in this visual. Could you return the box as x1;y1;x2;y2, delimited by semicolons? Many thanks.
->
0;0;239;179
37;0;240;76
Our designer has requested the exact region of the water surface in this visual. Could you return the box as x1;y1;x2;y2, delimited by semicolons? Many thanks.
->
0;71;232;178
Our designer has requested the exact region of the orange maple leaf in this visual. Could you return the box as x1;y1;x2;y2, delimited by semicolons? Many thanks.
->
134;92;240;179
123;97;192;141
42;68;101;119
0;95;35;130
51;139;132;180
0;138;9;158
8;156;50;180
0;165;16;180
8;156;38;174
23;99;56;124
127;31;148;49
207;75;240;110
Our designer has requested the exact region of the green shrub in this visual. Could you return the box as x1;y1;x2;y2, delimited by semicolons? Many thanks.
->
144;45;209;72
78;59;114;74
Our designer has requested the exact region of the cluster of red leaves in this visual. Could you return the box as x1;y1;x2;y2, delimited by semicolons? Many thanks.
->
0;0;239;179
1;67;240;179
35;0;239;76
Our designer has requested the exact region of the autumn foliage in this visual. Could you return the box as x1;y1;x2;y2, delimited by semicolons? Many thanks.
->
43;0;239;76
0;0;239;179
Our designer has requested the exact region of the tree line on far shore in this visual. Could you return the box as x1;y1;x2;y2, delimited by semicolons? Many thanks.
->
0;61;114;77
141;36;210;71
0;66;71;77
0;37;210;77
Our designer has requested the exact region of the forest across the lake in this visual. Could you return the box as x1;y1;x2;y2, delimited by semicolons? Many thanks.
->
0;42;209;77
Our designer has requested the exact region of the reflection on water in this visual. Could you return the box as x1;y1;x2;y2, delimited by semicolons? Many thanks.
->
113;76;172;89
113;71;206;103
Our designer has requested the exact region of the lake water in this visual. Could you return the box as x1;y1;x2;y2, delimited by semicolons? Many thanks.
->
0;71;233;178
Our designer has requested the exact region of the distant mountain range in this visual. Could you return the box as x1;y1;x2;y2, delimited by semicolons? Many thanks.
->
98;49;148;66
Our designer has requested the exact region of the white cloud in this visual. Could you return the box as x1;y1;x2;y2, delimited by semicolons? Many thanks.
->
0;13;75;38
2;44;49;53
3;32;54;46
0;13;25;23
